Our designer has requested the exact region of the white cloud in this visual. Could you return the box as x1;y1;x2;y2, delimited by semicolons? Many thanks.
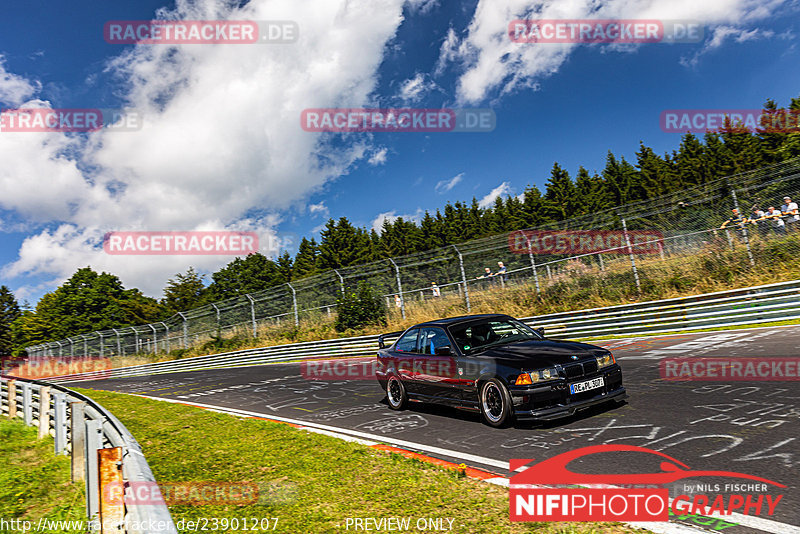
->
0;0;411;298
368;147;389;165
398;72;436;102
0;56;40;106
371;208;423;233
438;0;789;104
309;202;329;218
680;26;777;67
435;172;463;194
478;181;512;208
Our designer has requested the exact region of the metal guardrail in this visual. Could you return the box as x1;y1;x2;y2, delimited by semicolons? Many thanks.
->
38;279;800;384
0;376;178;534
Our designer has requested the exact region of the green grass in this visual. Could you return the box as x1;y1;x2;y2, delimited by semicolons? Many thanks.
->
0;418;85;534
71;388;648;534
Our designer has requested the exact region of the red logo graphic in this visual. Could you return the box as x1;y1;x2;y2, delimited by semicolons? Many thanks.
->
510;445;784;522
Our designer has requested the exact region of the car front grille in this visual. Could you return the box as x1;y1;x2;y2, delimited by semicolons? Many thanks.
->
562;359;599;379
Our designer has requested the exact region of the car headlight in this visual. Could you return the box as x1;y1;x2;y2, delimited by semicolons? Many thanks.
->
596;352;616;368
530;367;559;383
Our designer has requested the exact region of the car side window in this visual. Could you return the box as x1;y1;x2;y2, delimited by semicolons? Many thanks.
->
419;327;450;355
394;329;419;352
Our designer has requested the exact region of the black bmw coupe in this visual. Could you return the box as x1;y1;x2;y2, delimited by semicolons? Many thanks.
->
375;314;626;427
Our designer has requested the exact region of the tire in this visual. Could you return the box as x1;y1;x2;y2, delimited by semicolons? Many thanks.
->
386;375;408;410
480;378;513;427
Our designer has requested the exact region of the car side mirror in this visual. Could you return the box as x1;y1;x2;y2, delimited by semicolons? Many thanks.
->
535;327;545;337
435;345;453;356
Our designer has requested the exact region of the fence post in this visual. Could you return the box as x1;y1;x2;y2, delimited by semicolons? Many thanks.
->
245;294;258;336
98;333;104;358
56;340;63;357
598;253;605;272
211;304;221;336
85;419;103;520
730;188;756;267
452;245;471;313
526;239;540;294
8;379;16;419
148;324;157;354
333;269;345;295
38;386;50;439
388;259;406;319
83;335;88;357
111;329;121;357
71;402;86;482
22;382;32;425
53;392;68;455
177;313;188;348
287;284;299;327
161;322;170;353
69;338;74;357
621;218;642;294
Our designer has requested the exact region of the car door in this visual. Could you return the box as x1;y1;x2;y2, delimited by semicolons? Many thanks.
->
415;327;460;401
390;328;421;393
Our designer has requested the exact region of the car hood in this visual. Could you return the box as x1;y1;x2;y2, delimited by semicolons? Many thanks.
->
469;339;604;368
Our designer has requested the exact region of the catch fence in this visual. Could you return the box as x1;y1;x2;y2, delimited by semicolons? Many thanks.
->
24;157;800;358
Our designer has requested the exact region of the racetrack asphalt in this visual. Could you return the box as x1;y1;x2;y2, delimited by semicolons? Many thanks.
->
67;325;800;534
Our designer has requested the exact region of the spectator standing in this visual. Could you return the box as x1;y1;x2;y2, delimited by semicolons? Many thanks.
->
764;206;787;234
719;208;747;229
751;207;767;236
495;261;508;284
781;196;799;231
431;282;441;297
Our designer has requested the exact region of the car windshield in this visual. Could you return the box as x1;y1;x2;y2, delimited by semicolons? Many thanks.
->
448;318;541;354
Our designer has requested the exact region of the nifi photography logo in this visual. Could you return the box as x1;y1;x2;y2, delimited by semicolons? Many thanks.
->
510;444;785;522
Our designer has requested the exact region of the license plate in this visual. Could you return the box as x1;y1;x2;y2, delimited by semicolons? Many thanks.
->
570;377;604;394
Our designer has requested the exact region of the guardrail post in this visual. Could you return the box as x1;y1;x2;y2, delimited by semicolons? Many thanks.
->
8;379;17;419
621;218;642;294
452;245;471;313
98;447;124;533
388;259;405;319
22;382;32;425
53;393;68;455
71;402;87;482
38;386;51;439
85;419;103;520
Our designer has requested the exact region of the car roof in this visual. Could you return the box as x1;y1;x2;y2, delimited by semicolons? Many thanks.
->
413;313;512;328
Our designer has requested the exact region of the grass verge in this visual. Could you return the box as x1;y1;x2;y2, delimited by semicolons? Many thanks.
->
73;388;648;534
0;418;85;533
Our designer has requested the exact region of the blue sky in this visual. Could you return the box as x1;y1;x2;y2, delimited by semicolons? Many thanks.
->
0;0;798;304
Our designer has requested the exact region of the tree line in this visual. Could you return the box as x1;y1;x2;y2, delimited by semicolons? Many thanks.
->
3;97;799;354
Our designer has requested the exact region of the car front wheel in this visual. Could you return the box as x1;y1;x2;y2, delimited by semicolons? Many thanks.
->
386;375;408;410
480;378;513;427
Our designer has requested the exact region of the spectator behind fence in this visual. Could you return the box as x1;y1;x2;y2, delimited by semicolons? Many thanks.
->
761;206;787;234
781;196;799;230
431;282;441;297
719;208;747;229
495;261;508;283
751;207;767;235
